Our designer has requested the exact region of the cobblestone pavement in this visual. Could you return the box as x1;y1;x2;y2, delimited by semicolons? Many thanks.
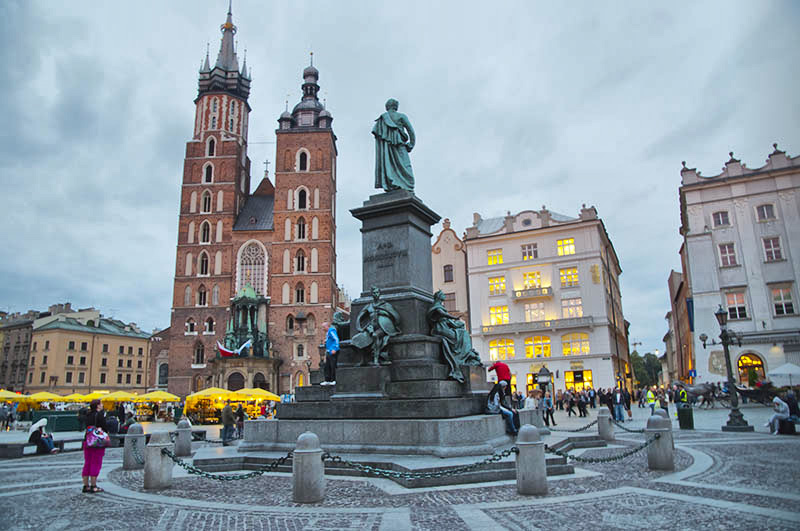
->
1;407;798;530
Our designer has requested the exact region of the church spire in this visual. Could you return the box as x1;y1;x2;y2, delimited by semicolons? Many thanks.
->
215;1;239;71
197;2;250;101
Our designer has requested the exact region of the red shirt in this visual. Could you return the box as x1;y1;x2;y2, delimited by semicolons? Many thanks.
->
488;361;511;382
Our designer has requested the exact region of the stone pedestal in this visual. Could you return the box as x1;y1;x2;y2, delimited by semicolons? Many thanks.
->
143;432;173;490
597;409;615;442
292;432;325;503
516;425;547;495
174;419;192;457
646;415;674;471
123;423;145;470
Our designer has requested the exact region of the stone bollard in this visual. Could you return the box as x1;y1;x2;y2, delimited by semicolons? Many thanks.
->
292;431;325;503
516;424;548;495
123;423;145;470
645;415;674;471
597;409;615;442
174;419;192;457
654;409;669;420
144;432;173;490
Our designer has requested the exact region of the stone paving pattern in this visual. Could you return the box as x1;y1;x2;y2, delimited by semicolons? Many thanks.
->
1;407;798;530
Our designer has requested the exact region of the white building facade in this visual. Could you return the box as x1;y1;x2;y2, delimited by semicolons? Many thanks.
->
464;206;631;393
679;146;800;386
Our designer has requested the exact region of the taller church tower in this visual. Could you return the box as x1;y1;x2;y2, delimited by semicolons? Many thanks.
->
270;61;339;392
167;6;253;396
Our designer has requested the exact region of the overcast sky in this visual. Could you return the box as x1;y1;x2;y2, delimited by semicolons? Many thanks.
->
1;1;798;353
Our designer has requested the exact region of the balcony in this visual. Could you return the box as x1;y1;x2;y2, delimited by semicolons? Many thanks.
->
511;287;553;300
481;316;594;335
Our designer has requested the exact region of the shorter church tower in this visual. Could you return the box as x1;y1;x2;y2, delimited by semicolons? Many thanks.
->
270;60;338;391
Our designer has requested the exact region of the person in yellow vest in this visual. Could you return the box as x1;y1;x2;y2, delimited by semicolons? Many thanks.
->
646;386;657;415
677;386;688;405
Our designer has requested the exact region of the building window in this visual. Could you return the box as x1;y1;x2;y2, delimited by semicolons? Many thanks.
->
297;217;306;239
42;355;47;365
560;267;579;287
195;343;204;365
68;341;75;351
763;237;783;262
201;192;212;214
489;339;515;360
118;359;123;368
205;317;215;333
137;360;142;369
199;253;210;275
101;358;107;367
299;152;308;171
126;359;132;368
125;374;131;384
524;302;545;322
78;372;85;384
204;165;213;183
525;336;550;358
198;287;208;306
297;189;308;209
32;342;37;351
737;353;765;383
719;243;737;267
726;292;748;320
287;315;294;330
65;372;72;383
756;204;775;221
557;238;575;256
119;346;124;354
45;340;50;350
79;356;86;365
443;264;454;283
67;355;74;365
200;221;211;243
30;356;34;365
186;319;196;333
296;250;306;272
211;116;217;129
487;249;503;265
488;276;506;295
489;306;509;325
562;333;590;356
102;344;108;353
442;292;457;312
128;347;133;355
564;369;593;391
99;373;106;384
712;211;730;227
295;284;305;303
117;374;123;384
158;364;169;386
561;298;583;318
207;138;215;157
297;344;304;358
136;374;142;385
239;243;266;295
523;272;541;289
521;244;537;261
79;342;87;351
773;287;795;316
138;347;143;356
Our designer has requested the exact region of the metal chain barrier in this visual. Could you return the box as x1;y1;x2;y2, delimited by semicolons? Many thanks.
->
611;419;646;433
321;447;519;480
548;419;598;432
544;434;660;464
130;438;145;465
160;448;294;481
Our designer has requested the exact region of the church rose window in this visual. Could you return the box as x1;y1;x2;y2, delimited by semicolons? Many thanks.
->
239;243;266;294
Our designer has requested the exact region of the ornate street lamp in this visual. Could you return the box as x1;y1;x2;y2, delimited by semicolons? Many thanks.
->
537;366;551;395
699;305;753;432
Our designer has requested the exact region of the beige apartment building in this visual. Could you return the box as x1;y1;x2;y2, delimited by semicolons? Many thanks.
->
27;314;151;394
432;218;470;325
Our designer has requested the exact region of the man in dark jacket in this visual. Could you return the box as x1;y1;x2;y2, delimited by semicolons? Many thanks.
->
221;401;235;444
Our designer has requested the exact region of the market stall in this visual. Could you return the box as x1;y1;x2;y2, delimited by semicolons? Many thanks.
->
184;387;232;424
133;391;181;422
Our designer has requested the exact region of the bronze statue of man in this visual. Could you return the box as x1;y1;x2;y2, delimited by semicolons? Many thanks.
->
372;98;416;192
352;286;401;365
427;290;482;382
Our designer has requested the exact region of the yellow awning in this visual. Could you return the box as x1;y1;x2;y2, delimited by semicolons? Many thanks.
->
26;391;64;402
101;391;139;402
0;389;27;401
230;388;281;402
60;393;87;403
135;390;180;403
83;390;111;401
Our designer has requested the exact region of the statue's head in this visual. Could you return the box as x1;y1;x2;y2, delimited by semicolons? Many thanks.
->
371;286;381;300
434;290;445;302
385;98;399;111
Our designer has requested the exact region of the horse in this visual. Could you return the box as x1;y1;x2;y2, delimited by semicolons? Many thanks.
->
678;382;718;408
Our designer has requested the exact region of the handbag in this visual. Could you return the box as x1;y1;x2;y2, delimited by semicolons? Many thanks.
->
85;426;111;448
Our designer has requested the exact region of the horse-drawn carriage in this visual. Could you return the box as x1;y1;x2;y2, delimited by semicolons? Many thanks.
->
680;381;779;407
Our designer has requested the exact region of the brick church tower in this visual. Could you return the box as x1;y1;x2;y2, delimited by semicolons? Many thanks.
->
270;60;338;392
165;8;338;397
167;6;253;396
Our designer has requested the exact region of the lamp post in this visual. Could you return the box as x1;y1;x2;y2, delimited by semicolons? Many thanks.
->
699;305;753;432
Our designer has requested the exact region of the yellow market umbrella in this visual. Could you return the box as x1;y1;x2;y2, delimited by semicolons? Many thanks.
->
0;389;24;401
101;390;138;402
26;391;64;402
61;393;86;403
135;390;180;403
83;390;111;401
186;387;231;400
231;388;281;402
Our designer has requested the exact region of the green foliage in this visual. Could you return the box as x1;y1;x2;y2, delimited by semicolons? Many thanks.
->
630;351;661;387
747;367;758;387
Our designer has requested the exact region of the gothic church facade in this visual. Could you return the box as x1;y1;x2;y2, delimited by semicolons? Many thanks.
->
167;7;338;396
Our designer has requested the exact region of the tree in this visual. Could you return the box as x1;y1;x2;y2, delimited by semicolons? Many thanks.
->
630;351;661;387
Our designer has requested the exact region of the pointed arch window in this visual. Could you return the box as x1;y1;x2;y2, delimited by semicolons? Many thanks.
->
296;250;306;272
184;286;192;306
295;283;305;304
185;319;196;333
199;252;209;276
296;217;306;240
298;189;307;210
299;151;308;171
201;191;212;213
212;284;220;305
287;315;295;331
200;221;211;243
204;165;213;183
194;343;205;365
211;116;217;129
239;242;266;294
207;138;215;157
197;286;208;306
205;317;215;333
